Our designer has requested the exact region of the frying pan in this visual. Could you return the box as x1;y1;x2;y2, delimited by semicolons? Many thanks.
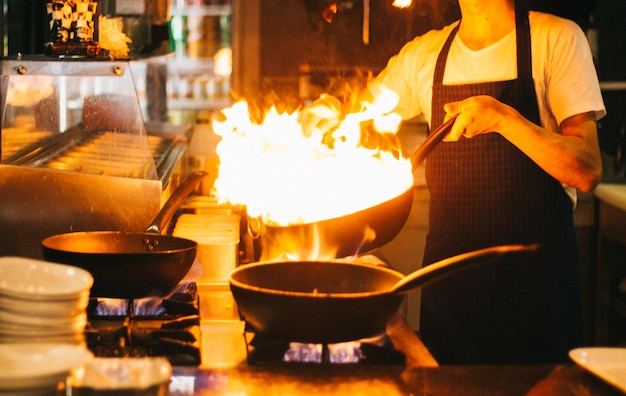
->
229;243;539;344
258;115;458;260
41;171;208;299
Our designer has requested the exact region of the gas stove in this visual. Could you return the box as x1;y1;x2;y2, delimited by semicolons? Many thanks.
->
84;282;201;366
84;281;417;368
243;324;406;366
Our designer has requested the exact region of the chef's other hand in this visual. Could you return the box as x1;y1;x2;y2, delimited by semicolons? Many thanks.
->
298;94;343;137
443;95;515;141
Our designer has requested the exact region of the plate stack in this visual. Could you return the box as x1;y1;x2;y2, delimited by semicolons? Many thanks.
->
0;256;94;345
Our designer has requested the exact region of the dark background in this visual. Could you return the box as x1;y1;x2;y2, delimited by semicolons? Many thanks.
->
3;0;625;159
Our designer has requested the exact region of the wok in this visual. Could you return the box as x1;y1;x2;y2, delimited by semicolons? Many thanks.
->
258;116;458;260
41;171;208;299
229;243;539;344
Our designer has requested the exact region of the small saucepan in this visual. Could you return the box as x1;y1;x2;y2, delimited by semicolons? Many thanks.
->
41;171;208;299
229;243;539;344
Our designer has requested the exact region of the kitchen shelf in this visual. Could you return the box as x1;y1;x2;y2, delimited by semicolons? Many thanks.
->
600;81;626;91
168;97;231;110
170;4;231;17
166;2;233;123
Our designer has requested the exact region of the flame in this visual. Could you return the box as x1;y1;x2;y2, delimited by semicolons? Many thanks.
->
212;88;413;230
392;0;412;8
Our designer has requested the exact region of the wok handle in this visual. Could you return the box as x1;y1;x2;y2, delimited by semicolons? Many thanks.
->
145;171;208;235
390;243;540;294
410;114;458;171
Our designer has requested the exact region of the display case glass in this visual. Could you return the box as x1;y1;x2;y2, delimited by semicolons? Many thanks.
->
1;59;158;179
0;58;188;260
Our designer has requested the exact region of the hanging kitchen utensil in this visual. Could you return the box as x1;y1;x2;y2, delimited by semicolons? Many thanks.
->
363;0;370;45
230;243;539;344
41;171;208;298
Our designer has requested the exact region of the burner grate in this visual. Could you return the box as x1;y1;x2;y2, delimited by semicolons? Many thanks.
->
244;331;405;366
85;282;201;365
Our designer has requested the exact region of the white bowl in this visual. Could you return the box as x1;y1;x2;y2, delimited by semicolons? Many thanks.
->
0;314;86;335
0;257;93;300
0;333;85;345
0;342;93;391
0;307;87;328
0;294;89;317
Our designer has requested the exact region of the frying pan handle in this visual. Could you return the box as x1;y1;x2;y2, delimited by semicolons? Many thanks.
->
390;243;541;294
145;171;209;235
410;114;458;171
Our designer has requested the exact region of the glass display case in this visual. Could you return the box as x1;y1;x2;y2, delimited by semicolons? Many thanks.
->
0;58;188;259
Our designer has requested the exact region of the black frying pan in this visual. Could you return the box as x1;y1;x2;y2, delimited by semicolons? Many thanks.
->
230;243;539;344
41;171;208;298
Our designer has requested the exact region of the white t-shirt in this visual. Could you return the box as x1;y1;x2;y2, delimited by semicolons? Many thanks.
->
372;11;606;129
371;11;606;205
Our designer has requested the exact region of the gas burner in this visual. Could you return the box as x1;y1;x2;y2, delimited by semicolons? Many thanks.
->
244;331;405;366
85;282;201;366
87;282;200;319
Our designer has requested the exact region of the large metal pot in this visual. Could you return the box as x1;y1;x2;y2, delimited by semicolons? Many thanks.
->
230;243;539;344
41;171;207;298
256;116;458;260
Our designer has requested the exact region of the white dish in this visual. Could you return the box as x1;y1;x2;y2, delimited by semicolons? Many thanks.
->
569;347;626;392
0;333;85;345
0;307;86;328
0;342;92;391
0;293;89;311
0;257;93;299
0;294;89;317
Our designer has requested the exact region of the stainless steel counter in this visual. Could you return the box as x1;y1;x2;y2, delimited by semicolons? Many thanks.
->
594;184;626;345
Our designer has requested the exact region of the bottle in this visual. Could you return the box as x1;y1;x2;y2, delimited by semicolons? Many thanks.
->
187;112;220;195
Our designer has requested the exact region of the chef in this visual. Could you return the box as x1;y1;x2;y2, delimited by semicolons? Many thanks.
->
299;0;605;364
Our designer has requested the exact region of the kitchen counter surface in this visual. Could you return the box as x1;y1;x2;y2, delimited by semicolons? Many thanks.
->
595;183;626;212
168;363;624;395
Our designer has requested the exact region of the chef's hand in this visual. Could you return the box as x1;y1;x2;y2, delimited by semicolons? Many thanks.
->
442;95;517;141
298;94;343;137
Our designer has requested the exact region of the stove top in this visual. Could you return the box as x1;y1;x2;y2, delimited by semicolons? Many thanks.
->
85;282;201;366
84;282;415;367
244;328;406;366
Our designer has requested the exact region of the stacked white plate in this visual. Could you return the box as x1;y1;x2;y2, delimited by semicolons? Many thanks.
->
0;256;94;345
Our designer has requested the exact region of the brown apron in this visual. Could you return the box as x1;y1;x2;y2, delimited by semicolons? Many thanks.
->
420;9;583;364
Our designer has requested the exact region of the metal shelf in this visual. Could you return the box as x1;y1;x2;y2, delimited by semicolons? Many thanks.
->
167;97;231;110
170;5;231;17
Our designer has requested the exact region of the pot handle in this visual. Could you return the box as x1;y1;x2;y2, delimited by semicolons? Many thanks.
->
390;243;540;294
410;114;458;171
145;171;208;235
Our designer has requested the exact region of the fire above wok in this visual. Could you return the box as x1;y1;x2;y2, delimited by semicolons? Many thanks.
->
211;95;455;259
213;100;414;227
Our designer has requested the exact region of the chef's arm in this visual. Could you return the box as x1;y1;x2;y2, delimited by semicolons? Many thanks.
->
442;95;603;193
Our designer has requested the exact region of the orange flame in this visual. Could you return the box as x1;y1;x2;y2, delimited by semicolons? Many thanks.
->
392;0;412;9
212;89;412;233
